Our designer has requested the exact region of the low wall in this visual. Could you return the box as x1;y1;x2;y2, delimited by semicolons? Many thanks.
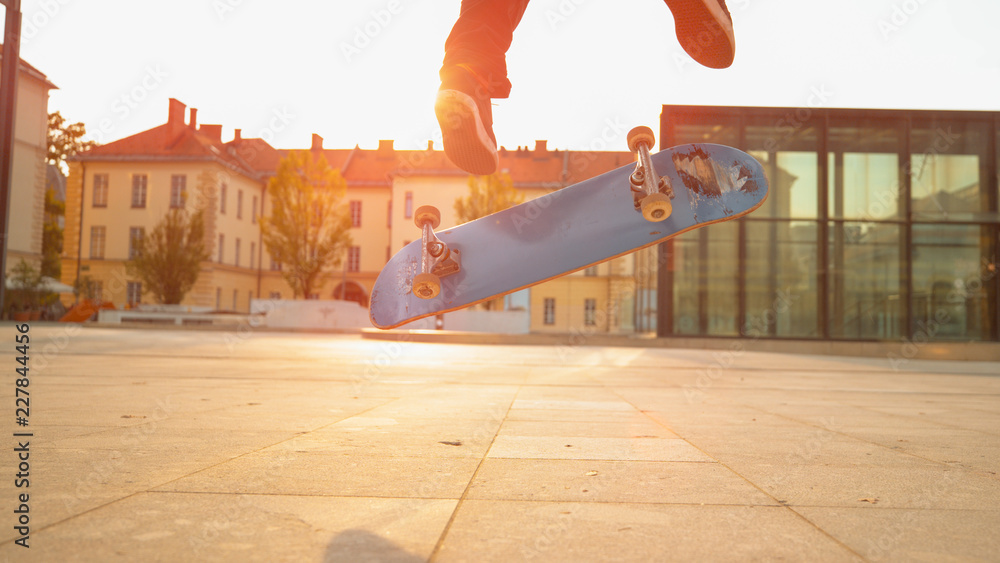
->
396;309;530;334
252;299;530;333
252;299;370;330
97;309;254;326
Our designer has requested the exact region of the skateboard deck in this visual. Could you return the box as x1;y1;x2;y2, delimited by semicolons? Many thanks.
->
369;140;768;329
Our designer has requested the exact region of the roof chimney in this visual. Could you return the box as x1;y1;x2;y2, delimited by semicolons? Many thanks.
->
534;140;548;154
168;98;186;126
311;133;324;152
189;108;198;129
199;124;222;141
233;129;242;142
427;140;434;151
378;139;394;152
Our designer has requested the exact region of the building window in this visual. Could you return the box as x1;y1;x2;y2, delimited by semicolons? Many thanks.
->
584;266;598;276
128;227;144;260
234;238;241;267
250;242;256;270
220;183;227;214
237;190;243;219
91;280;104;301
232;289;238;311
126;282;142;306
252;195;258;224
404;191;413;218
92;174;108;207
544;298;556;325
387;200;392;227
218;234;225;263
270;257;282;271
584;299;597;326
269;291;281;300
350;200;362;228
170;175;187;208
347;246;361;272
90;226;106;259
131;175;147;208
216;287;222;309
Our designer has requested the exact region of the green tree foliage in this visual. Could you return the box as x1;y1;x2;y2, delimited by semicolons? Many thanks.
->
126;210;210;304
41;187;64;278
47;111;97;174
44;111;96;278
260;151;352;299
3;259;56;317
454;172;523;224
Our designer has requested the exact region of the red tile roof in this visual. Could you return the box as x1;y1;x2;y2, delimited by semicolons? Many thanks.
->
289;142;633;190
76;99;635;187
0;43;57;89
75;99;280;181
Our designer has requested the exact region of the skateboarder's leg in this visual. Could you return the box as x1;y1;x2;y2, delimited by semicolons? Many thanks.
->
441;0;529;98
663;0;736;69
436;0;530;175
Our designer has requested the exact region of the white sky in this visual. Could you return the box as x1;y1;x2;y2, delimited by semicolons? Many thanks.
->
9;0;1000;152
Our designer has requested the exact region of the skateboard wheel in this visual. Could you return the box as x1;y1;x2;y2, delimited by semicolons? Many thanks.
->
627;126;655;154
412;272;441;299
414;205;441;229
640;193;672;222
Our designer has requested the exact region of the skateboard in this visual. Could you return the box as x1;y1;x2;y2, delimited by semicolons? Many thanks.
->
369;126;768;329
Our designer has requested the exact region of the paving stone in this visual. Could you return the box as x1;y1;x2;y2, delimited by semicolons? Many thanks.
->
466;459;778;505
435;500;863;562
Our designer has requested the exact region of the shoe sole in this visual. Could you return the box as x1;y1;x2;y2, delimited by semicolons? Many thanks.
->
435;90;499;175
665;0;735;69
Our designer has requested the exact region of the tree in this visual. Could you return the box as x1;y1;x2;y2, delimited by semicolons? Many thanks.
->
126;209;210;305
3;259;56;319
454;171;523;224
41;186;64;278
260;150;352;299
47;111;97;174
44;112;95;278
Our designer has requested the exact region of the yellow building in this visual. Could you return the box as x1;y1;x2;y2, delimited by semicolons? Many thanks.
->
1;46;55;272
63;99;652;332
63;99;272;311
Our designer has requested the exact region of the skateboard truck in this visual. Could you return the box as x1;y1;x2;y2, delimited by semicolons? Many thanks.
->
412;205;460;300
627;126;674;222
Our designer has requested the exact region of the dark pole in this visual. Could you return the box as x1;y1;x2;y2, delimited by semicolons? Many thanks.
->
0;0;22;314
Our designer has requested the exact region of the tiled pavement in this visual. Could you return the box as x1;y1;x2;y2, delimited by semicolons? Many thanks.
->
0;325;997;561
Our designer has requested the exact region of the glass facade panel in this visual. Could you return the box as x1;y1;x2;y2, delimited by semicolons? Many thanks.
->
745;221;819;338
748;151;818;219
670;123;738;146
910;121;992;222
706;221;739;336
670;221;738;336
671;235;701;335
912;224;995;341
830;153;900;220
828;222;902;339
745;118;819;219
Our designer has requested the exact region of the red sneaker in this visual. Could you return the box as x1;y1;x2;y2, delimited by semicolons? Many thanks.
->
665;0;736;69
435;66;499;175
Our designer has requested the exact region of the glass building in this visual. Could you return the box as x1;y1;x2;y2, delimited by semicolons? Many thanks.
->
656;106;999;343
